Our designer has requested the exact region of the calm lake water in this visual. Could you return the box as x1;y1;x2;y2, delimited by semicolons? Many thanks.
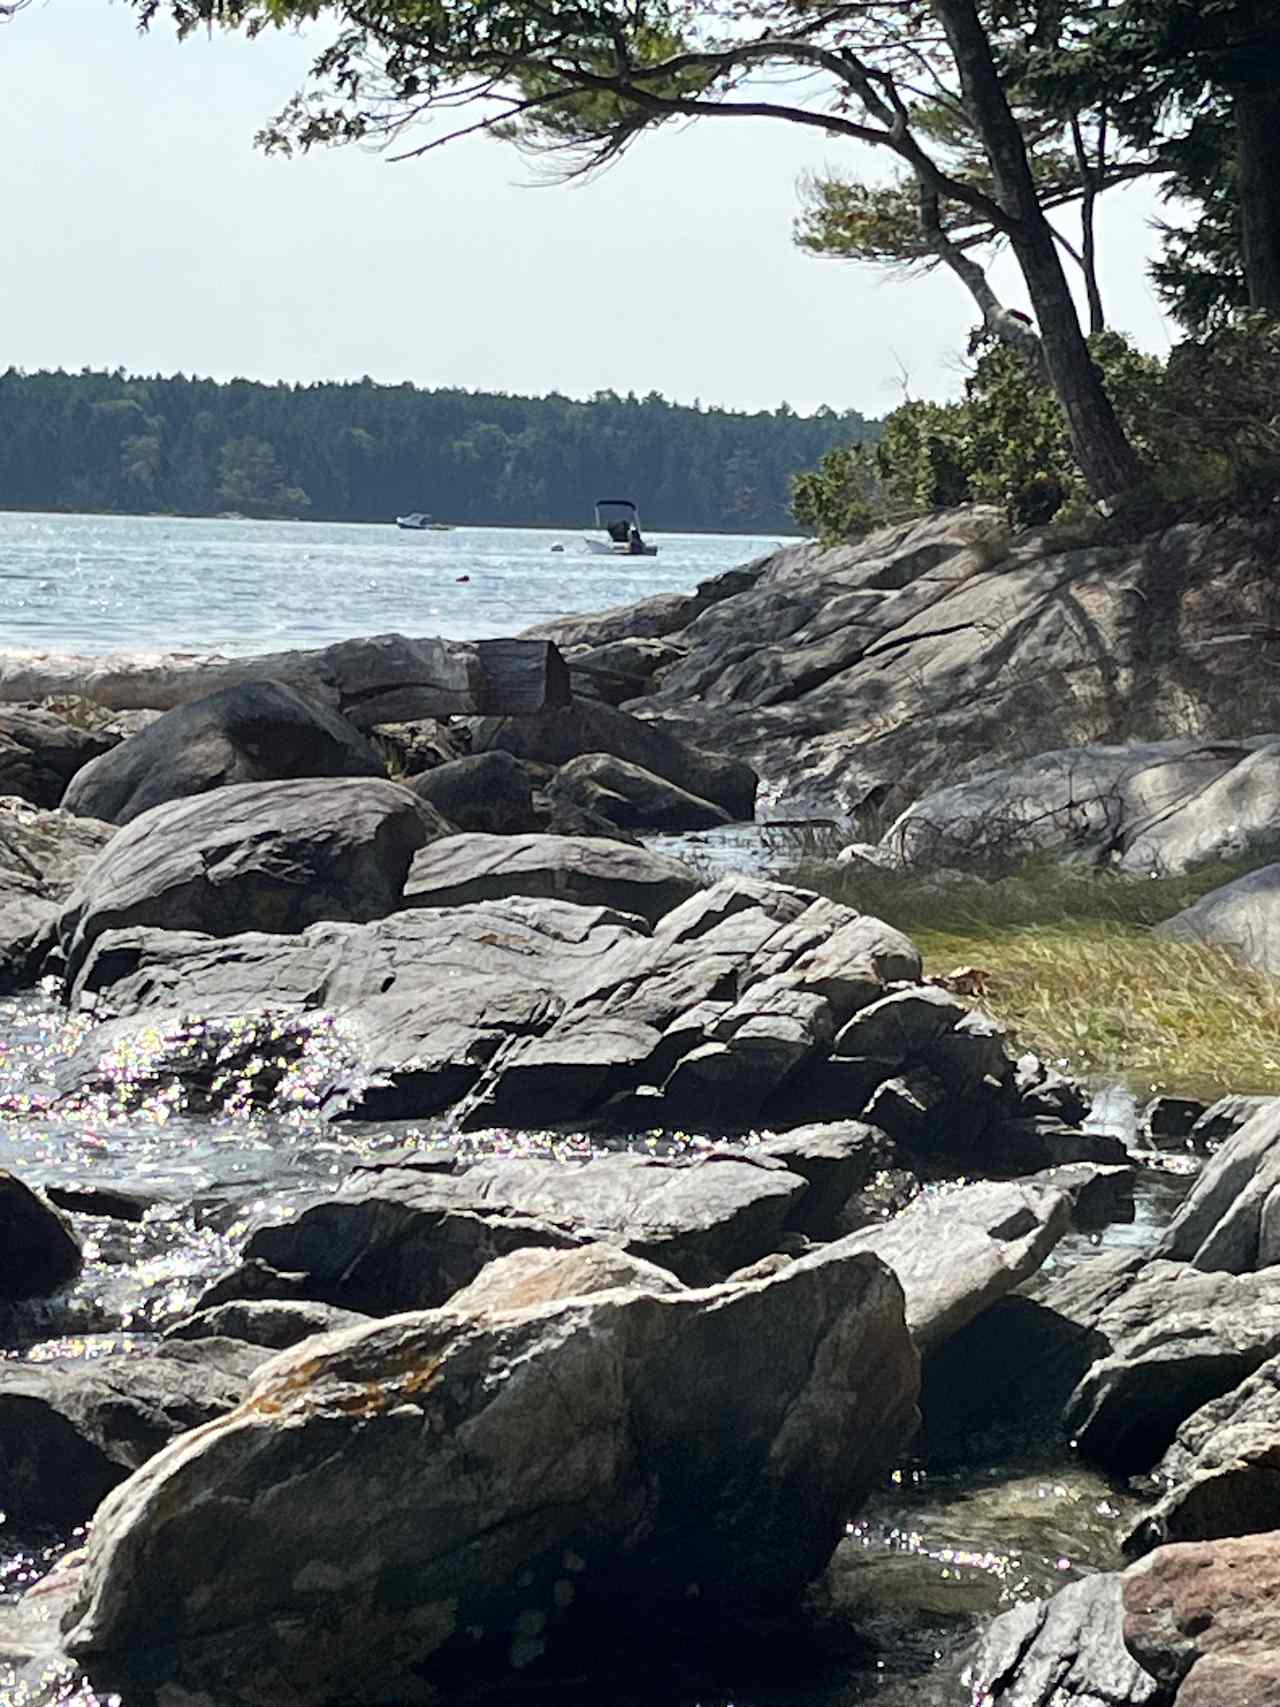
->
0;512;790;655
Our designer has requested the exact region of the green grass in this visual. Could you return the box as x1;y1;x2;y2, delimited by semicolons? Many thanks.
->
786;857;1280;1100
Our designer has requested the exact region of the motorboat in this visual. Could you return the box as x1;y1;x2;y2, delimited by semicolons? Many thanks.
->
395;512;453;531
583;497;658;556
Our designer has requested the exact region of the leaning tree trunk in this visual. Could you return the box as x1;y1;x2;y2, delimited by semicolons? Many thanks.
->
1232;77;1280;315
933;0;1143;501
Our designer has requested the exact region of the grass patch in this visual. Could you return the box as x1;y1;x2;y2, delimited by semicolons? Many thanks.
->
786;856;1280;1099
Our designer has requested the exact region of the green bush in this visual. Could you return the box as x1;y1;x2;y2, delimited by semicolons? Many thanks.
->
792;317;1280;540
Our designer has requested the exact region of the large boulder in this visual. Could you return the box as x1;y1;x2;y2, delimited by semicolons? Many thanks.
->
61;899;645;1121
1124;1532;1280;1704
56;873;1052;1143
1155;1098;1280;1271
0;1338;268;1526
473;697;758;822
408;751;538;834
60;679;385;826
546;752;731;833
1125;1353;1280;1554
63;1240;919;1705
0;797;116;990
917;1251;1280;1474
968;1572;1162;1707
55;776;443;986
208;1150;812;1312
0;1170;82;1302
882;736;1280;873
0;704;116;809
1158;862;1280;974
1062;1262;1280;1475
403;832;700;927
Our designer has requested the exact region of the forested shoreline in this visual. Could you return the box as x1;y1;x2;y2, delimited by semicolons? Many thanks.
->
0;368;876;532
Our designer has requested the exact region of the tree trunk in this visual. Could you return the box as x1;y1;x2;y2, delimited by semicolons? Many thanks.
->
933;0;1142;499
1232;78;1280;315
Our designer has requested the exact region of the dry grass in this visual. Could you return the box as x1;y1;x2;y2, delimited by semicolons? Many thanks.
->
787;857;1280;1099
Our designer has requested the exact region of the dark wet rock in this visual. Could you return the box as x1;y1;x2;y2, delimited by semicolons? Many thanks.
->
1158;861;1280;975
747;1121;884;1239
61;679;386;826
968;1572;1162;1706
564;637;687;704
165;1299;372;1351
403;831;700;926
56;775;443;986
0;704;117;809
1064;1263;1280;1475
371;716;466;777
1144;1096;1209;1145
62;1239;919;1706
546;752;731;832
1125;1353;1280;1555
473;696;758;822
1017;1065;1090;1125
1124;1531;1280;1704
1027;1162;1136;1230
835;1179;1071;1353
1190;1093;1275;1149
0;1170;82;1302
0;1337;268;1526
831;984;967;1064
1156;1098;1280;1271
0;797;116;990
221;1150;811;1311
541;794;645;846
43;1183;155;1223
408;751;538;834
984;1116;1131;1173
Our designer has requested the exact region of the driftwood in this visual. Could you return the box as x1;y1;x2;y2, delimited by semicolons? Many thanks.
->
0;632;571;729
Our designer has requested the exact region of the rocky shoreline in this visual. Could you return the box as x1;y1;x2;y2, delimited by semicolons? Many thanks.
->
3;512;1280;1705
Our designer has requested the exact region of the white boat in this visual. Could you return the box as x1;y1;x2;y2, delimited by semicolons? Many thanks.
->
395;512;453;531
583;497;658;556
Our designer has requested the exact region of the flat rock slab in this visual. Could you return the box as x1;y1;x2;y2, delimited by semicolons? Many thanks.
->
0;1337;268;1526
404;832;701;926
61;678;385;826
164;1299;372;1351
231;1151;811;1311
834;1179;1072;1353
62;1240;918;1706
0;632;570;726
56;775;442;987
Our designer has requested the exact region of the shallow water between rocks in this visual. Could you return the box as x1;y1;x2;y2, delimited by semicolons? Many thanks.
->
0;991;1195;1707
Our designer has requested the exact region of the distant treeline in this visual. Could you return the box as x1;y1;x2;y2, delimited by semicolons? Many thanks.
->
0;368;879;532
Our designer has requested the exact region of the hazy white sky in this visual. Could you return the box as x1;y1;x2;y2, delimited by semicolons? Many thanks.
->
4;0;1179;416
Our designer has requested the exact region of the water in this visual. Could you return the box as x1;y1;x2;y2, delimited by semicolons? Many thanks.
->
0;513;789;655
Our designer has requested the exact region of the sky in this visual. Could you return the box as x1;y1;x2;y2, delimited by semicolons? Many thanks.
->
3;0;1180;417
